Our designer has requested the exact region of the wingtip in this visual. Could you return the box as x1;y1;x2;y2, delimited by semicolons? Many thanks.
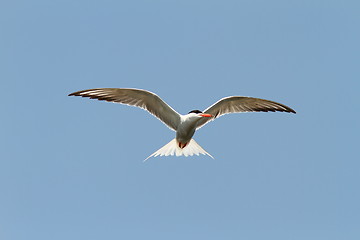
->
68;91;86;97
68;90;83;97
284;107;296;114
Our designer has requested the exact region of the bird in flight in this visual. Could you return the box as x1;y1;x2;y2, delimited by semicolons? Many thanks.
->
69;88;296;160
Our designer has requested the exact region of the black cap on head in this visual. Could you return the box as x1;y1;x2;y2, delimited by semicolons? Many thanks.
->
188;110;203;114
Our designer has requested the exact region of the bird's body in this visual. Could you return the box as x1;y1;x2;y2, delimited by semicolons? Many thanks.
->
176;114;208;148
69;88;296;160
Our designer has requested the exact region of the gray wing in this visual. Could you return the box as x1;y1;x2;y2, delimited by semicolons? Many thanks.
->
196;96;296;129
68;88;181;131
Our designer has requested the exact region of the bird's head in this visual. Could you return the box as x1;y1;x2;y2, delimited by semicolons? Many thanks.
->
188;110;213;118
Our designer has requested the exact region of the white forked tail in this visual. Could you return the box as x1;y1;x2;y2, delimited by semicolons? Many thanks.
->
145;139;214;161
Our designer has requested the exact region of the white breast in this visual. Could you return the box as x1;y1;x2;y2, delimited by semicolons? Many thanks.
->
175;114;200;143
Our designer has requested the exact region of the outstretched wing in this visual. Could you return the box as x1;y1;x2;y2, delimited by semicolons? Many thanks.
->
196;96;296;129
69;88;181;131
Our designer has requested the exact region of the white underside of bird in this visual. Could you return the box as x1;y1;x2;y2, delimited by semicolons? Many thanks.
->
69;88;296;160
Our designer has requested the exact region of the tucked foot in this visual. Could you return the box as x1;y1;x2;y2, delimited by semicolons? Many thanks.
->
178;142;188;149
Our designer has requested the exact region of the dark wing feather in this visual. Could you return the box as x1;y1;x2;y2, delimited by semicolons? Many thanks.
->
196;96;296;129
69;88;181;131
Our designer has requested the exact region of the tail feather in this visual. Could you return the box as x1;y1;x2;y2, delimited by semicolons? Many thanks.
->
144;139;214;161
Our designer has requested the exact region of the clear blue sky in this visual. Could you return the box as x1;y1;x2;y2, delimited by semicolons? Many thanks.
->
1;0;359;239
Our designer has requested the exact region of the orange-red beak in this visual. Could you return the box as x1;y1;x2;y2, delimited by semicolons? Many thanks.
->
200;113;213;118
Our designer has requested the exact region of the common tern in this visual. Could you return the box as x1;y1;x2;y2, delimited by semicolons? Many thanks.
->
69;88;296;160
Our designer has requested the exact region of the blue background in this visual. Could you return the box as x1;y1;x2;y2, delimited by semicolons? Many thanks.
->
1;0;359;239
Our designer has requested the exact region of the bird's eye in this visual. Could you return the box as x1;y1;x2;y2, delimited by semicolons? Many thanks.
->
188;110;203;114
